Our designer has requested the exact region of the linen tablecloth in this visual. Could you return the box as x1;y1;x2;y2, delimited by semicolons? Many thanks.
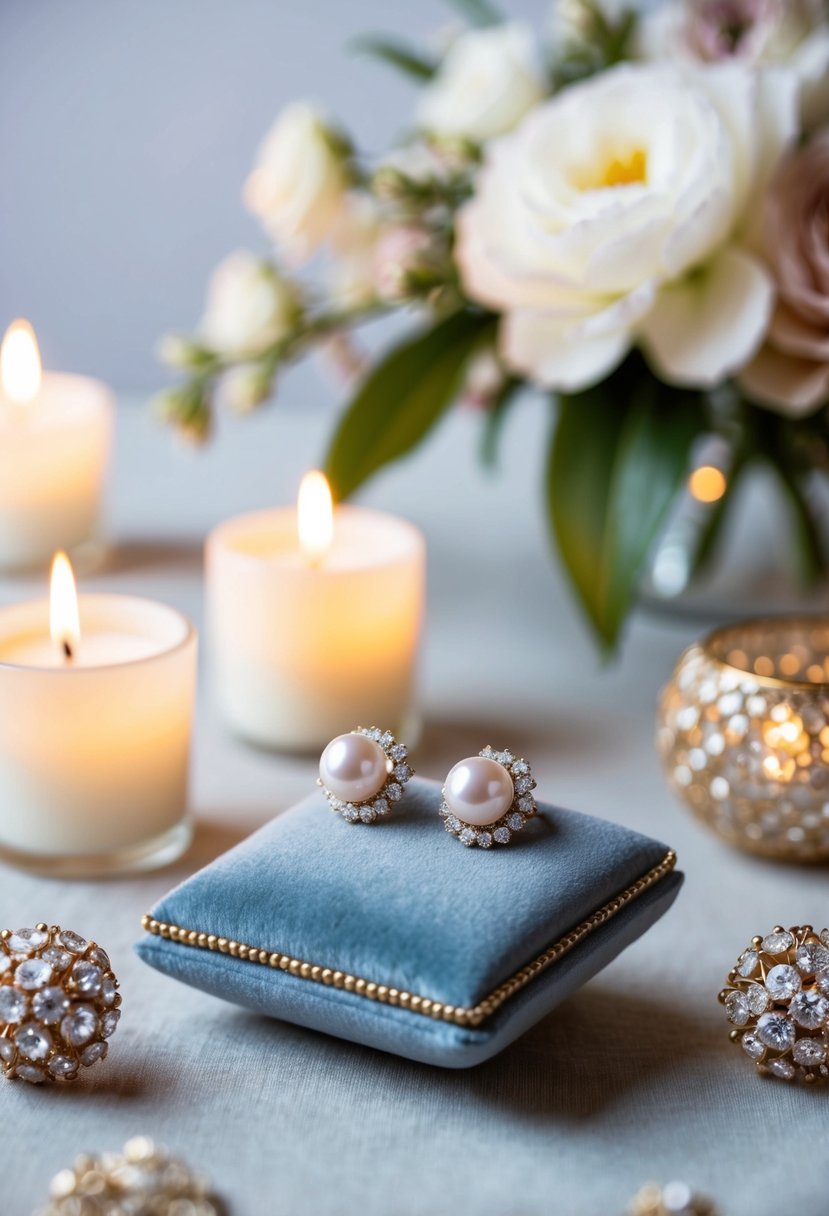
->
1;394;824;1216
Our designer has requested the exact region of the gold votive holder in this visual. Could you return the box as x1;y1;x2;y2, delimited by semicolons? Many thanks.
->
657;617;829;861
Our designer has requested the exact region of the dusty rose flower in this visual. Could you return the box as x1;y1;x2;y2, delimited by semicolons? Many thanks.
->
638;0;829;127
741;133;829;415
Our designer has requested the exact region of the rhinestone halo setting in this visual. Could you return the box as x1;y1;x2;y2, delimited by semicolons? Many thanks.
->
0;923;121;1085
318;726;414;824
720;924;829;1083
440;747;537;848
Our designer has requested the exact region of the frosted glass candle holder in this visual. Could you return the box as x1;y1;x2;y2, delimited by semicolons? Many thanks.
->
0;595;197;876
658;618;829;861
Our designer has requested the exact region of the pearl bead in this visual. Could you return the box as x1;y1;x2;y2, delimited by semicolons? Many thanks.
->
320;733;389;804
444;756;514;826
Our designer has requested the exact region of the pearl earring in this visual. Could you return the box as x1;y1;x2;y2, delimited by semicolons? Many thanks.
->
318;727;414;824
440;747;537;848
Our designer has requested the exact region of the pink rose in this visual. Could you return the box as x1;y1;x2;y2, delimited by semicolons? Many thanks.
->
741;133;829;415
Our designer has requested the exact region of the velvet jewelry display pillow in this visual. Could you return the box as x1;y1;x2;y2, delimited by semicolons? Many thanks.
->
136;777;682;1068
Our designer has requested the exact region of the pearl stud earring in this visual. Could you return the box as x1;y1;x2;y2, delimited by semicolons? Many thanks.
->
318;727;414;823
440;746;537;848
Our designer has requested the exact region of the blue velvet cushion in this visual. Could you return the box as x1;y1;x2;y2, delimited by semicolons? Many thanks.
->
136;777;682;1068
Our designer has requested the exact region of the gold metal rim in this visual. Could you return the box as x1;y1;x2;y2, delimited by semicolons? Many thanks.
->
142;849;677;1029
701;615;829;693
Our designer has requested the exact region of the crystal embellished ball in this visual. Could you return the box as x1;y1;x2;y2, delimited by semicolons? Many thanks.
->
720;925;829;1082
0;924;121;1084
41;1136;223;1216
658;618;829;860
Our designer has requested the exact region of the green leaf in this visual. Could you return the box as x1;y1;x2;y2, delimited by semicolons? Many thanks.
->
547;386;629;649
547;365;702;650
325;310;495;501
442;0;501;25
480;377;521;469
350;35;436;81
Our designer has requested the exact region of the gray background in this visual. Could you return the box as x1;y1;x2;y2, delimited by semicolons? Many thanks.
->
0;0;546;390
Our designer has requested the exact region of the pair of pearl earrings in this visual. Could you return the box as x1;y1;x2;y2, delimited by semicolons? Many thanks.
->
318;727;537;849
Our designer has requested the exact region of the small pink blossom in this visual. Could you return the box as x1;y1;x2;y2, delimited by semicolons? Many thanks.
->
372;226;435;302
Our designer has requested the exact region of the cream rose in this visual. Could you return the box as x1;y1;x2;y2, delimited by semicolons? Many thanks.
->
416;23;547;144
244;102;350;264
457;62;797;392
200;252;301;357
740;133;829;415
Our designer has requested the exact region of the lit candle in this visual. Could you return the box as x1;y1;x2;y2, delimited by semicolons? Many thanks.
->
0;319;113;571
0;554;197;875
206;472;425;751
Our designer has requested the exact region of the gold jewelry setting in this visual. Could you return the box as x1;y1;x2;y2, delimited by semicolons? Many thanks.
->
719;924;829;1082
142;849;676;1027
318;726;413;823
440;746;537;848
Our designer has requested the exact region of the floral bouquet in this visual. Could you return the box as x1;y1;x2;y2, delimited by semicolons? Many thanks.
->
157;0;829;650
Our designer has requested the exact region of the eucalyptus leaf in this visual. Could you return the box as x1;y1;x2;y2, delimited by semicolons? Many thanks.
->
350;35;437;81
325;310;495;501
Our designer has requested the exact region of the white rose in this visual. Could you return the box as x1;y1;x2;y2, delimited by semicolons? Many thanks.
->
457;62;797;392
200;252;301;357
244;102;351;264
637;0;829;128
416;23;547;144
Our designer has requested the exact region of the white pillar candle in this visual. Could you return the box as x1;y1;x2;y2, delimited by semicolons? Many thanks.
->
0;320;113;571
0;557;197;876
206;472;425;751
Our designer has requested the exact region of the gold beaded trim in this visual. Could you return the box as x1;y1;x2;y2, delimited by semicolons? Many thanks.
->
142;849;676;1029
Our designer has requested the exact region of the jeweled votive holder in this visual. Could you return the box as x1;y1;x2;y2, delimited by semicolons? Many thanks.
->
658;617;829;861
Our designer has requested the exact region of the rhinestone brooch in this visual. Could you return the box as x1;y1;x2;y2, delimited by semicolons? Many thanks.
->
0;923;120;1084
720;924;829;1082
41;1136;224;1215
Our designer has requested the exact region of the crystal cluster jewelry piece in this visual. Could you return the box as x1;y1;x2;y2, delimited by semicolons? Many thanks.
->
0;924;120;1084
659;618;829;860
40;1136;224;1215
440;747;536;848
719;924;829;1082
627;1181;720;1215
318;727;413;823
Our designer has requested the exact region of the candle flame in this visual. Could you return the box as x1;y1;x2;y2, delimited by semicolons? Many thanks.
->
1;319;42;404
297;470;334;564
50;551;80;661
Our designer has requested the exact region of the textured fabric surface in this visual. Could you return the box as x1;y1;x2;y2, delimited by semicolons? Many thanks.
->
136;778;681;1065
2;403;828;1216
